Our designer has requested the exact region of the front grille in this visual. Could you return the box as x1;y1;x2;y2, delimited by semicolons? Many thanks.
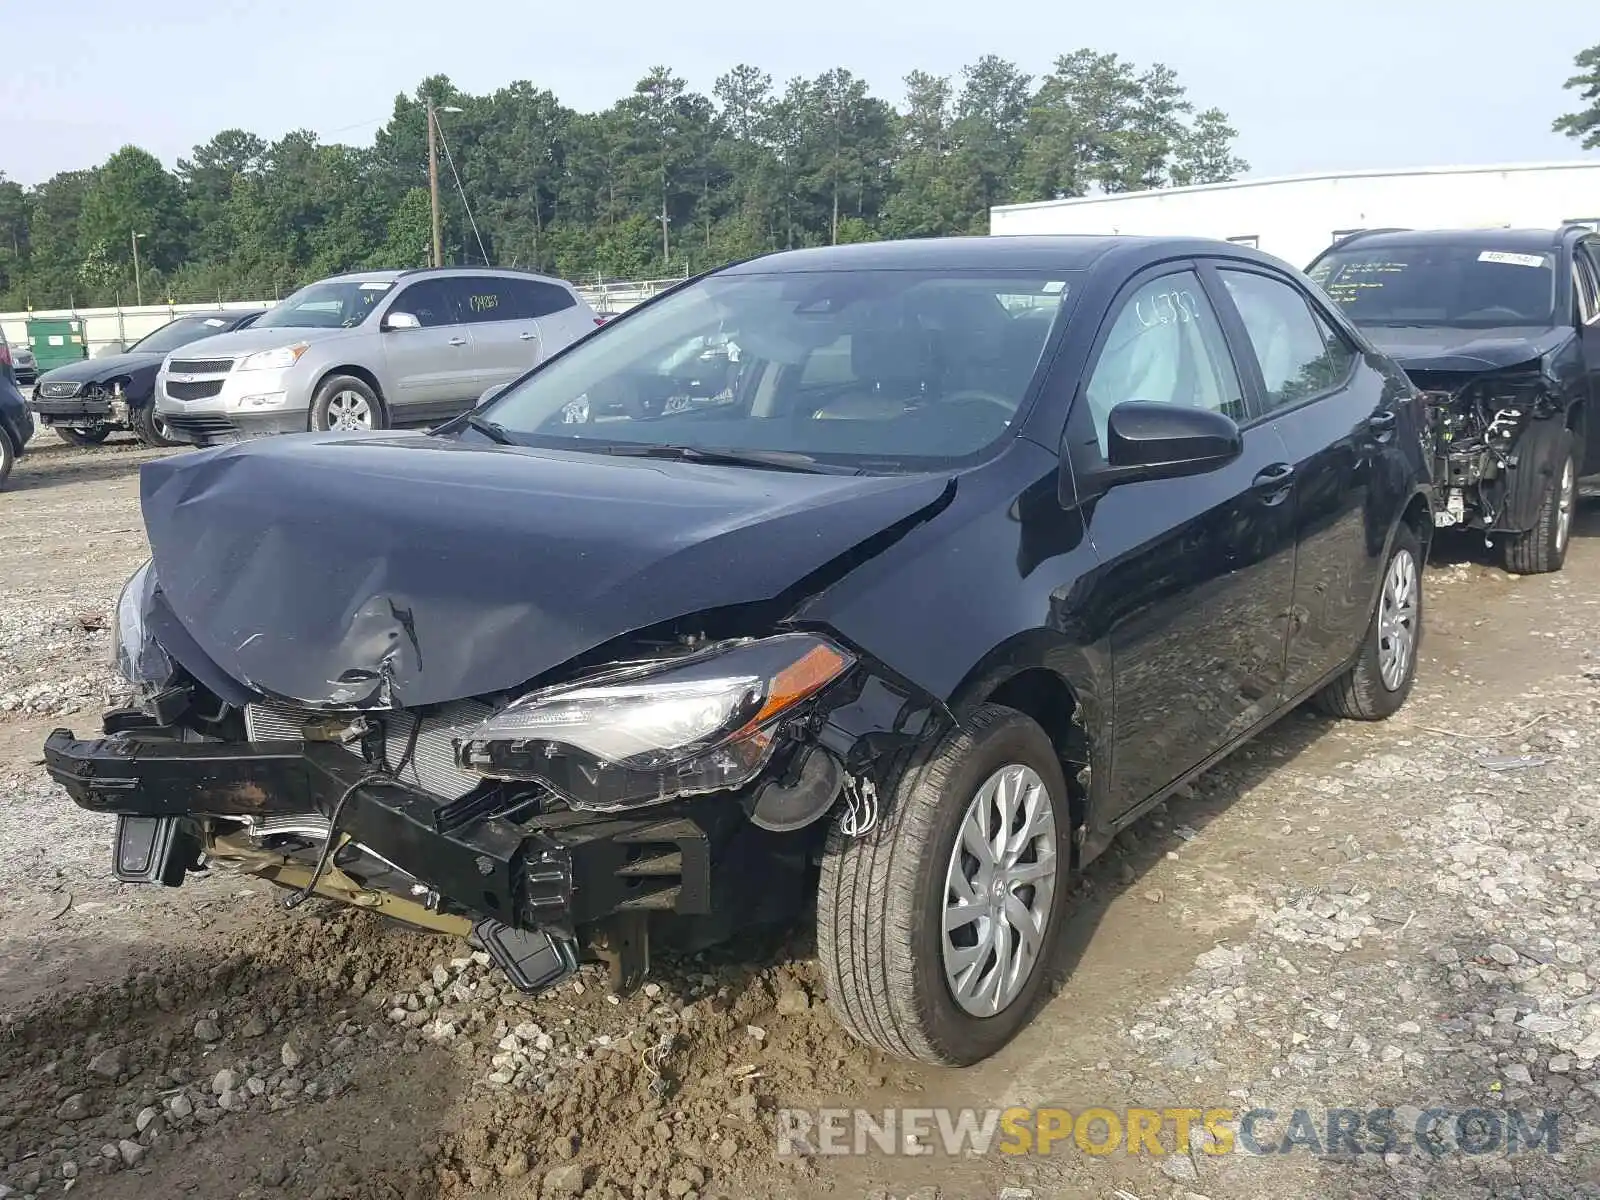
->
32;395;111;417
244;699;493;801
165;379;225;401
168;358;234;375
37;381;81;399
162;414;239;443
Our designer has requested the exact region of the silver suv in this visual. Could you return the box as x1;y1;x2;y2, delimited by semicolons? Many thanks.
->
154;267;601;444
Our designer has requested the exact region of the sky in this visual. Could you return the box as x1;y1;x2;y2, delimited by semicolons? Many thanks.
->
1;0;1594;188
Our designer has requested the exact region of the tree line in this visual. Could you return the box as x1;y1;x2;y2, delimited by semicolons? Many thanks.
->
0;52;1248;309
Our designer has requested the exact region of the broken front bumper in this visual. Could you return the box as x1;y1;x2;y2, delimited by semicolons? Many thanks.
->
42;728;736;981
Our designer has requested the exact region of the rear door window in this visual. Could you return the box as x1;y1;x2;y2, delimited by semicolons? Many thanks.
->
1218;268;1353;412
457;277;515;324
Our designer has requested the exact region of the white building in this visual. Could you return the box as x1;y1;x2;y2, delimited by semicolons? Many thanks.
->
988;161;1600;272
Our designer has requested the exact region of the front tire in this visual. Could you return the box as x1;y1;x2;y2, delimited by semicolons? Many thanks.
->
129;403;181;448
816;703;1071;1066
309;376;386;434
1502;431;1576;575
1313;524;1422;720
54;424;110;447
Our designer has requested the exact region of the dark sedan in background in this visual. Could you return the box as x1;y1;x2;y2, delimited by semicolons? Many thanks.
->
30;310;263;448
46;235;1432;1067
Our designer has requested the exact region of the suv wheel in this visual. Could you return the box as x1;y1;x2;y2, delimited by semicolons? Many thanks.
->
1502;431;1576;575
1313;524;1422;720
817;703;1071;1065
310;376;386;433
129;403;181;449
55;424;110;447
0;430;13;490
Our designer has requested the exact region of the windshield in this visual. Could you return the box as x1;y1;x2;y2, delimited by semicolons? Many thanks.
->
254;279;394;330
477;268;1075;470
1309;244;1557;327
128;318;239;356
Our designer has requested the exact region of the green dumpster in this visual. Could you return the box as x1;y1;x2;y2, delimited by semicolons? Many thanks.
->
27;318;87;373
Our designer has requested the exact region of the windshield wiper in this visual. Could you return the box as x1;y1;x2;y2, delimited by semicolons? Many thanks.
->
466;413;519;445
590;443;855;474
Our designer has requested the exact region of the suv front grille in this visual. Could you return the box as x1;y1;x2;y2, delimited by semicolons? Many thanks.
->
168;358;234;375
165;380;226;401
243;700;493;801
36;381;81;399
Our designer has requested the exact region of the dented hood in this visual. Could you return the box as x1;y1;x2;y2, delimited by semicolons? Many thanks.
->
1361;324;1571;374
140;432;952;708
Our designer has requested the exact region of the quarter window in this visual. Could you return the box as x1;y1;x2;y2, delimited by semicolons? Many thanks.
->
508;279;579;318
1219;269;1349;412
1082;270;1244;455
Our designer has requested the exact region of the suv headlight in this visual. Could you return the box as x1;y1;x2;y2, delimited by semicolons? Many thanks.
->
238;343;310;372
458;633;854;812
109;559;175;687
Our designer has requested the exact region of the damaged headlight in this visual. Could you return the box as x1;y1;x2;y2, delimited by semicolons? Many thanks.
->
109;559;175;687
458;633;854;811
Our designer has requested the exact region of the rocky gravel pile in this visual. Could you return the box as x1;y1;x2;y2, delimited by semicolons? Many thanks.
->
0;604;114;719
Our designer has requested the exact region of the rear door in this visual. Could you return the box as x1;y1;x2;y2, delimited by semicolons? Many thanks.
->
455;275;534;402
1068;265;1299;823
1209;261;1396;698
381;277;476;417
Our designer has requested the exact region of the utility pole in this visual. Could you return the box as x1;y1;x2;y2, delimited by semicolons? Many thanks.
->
131;231;144;306
427;101;442;269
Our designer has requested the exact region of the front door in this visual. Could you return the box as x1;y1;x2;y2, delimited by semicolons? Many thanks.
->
381;277;478;418
1067;266;1299;822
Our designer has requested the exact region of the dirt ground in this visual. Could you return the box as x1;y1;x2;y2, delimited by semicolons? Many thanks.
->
2;427;1599;1200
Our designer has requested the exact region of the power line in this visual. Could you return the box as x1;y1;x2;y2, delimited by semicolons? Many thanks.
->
433;121;490;266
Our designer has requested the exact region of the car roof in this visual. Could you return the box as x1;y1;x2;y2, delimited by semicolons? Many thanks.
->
1329;228;1567;253
317;266;577;288
716;234;1288;277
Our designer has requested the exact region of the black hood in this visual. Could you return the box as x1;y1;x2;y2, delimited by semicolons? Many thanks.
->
38;352;162;386
1359;324;1572;374
140;432;952;708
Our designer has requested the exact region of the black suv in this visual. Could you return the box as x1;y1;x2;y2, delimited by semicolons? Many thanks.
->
1308;226;1600;574
45;236;1432;1066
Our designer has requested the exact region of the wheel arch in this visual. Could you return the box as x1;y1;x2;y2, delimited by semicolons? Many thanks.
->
314;365;389;419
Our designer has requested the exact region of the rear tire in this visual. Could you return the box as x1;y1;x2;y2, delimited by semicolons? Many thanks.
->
0;430;14;490
309;376;386;433
1313;525;1422;720
129;402;181;449
55;424;110;447
1502;431;1576;575
816;703;1071;1066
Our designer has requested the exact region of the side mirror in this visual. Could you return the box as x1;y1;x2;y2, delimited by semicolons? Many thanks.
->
1106;401;1242;477
1064;400;1243;504
476;383;507;408
383;311;421;332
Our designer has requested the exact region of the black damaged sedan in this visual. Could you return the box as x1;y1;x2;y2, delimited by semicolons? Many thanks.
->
46;236;1433;1065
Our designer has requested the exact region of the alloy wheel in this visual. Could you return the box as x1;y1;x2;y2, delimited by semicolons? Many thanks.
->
1556;458;1576;555
1377;548;1419;691
326;391;374;432
941;763;1058;1017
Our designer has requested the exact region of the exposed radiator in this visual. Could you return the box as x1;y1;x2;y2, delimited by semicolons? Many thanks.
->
244;699;493;801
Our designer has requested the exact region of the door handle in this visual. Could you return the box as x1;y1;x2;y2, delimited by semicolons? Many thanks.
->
1251;462;1295;504
519;332;538;341
448;337;467;347
1368;409;1397;436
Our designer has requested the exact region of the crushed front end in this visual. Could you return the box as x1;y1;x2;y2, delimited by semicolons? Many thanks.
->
1412;364;1572;535
46;561;943;995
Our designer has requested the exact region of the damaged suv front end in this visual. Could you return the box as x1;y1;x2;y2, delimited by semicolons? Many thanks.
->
1308;230;1592;574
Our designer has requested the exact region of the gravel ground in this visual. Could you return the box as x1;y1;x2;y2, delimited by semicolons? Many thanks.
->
1;429;1598;1200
